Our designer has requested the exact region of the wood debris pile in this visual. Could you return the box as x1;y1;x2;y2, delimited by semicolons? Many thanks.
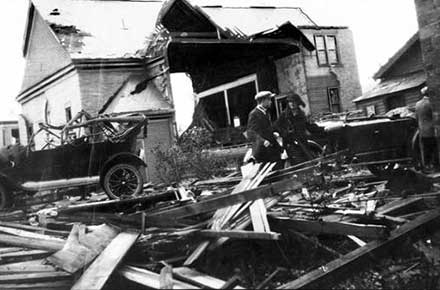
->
0;154;439;289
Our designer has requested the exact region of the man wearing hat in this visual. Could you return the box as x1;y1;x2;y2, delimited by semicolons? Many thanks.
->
246;91;283;165
274;93;324;165
415;86;438;171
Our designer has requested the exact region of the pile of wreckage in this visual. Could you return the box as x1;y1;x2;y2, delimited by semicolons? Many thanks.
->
0;151;439;290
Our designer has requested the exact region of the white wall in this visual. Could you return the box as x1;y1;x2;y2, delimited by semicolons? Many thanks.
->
19;71;82;149
170;73;196;135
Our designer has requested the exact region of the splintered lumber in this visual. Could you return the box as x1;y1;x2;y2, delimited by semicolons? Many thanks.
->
119;265;199;289
0;225;65;242
0;280;72;290
0;234;64;252
147;177;301;222
0;249;50;265
55;190;176;214
0;259;57;274
376;197;425;216
173;267;244;289
71;231;140;290
46;223;119;273
270;217;389;239
0;221;69;237
277;208;440;289
0;271;71;284
198;229;280;240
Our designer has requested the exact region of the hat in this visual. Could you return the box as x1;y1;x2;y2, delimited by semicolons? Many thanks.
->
254;91;276;101
286;93;305;107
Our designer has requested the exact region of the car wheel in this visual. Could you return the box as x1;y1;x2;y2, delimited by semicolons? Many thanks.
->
0;184;11;210
103;163;143;199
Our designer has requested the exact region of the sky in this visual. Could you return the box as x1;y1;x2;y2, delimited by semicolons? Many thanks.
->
0;0;419;120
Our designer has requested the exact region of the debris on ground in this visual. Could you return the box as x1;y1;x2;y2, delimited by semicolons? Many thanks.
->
0;155;439;290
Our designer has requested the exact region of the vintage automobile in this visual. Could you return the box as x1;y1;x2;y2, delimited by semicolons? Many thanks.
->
317;110;419;173
0;111;148;209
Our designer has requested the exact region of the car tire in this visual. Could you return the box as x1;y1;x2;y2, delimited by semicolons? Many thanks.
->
0;183;11;210
103;163;143;199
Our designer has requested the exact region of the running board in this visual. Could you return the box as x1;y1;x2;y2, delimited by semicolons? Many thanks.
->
21;176;100;192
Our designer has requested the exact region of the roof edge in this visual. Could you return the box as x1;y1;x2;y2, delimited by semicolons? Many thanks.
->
373;32;419;80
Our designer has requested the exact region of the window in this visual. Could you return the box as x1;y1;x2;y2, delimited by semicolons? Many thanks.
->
314;35;339;66
198;74;258;128
328;87;341;113
65;107;72;122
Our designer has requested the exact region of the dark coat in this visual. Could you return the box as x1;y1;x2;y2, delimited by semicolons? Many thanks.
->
246;107;282;163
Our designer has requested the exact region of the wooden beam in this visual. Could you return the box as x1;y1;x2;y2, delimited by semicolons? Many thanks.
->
173;267;244;289
376;197;425;216
0;271;71;284
270;216;389;239
0;234;64;252
71;231;140;290
0;250;50;265
198;229;281;240
119;265;199;289
0;280;72;289
146;178;302;222
277;208;440;289
0;259;57;274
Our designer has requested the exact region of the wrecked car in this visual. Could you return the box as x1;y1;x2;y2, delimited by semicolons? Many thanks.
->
0;111;148;209
319;112;418;173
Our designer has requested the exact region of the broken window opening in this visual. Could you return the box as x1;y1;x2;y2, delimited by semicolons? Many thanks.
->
197;74;258;129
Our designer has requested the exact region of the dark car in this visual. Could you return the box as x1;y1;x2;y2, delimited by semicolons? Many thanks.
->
318;112;418;172
0;111;148;209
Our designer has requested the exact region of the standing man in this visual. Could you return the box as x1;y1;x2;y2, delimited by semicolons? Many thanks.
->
415;86;438;171
246;91;283;165
274;93;324;165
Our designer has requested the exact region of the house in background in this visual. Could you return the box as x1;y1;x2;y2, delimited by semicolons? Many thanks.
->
159;0;362;144
353;33;426;115
18;0;363;180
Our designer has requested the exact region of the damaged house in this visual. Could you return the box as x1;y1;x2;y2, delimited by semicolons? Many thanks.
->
353;33;426;115
17;0;362;181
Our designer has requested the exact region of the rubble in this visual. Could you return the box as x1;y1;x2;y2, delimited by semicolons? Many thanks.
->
0;155;439;289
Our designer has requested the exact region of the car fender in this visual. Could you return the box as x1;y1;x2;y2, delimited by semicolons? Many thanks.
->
99;153;146;186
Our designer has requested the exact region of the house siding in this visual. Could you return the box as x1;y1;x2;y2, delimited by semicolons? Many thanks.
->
301;28;362;113
356;87;423;115
381;41;424;79
21;9;72;93
275;51;310;114
78;67;144;116
20;72;82;148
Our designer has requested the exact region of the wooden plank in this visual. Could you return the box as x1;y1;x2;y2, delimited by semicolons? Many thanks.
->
0;221;69;237
71;231;140;290
198;229;280;240
173;267;244;289
147;178;302;222
0;250;50;265
0;225;65;242
0;259;57;273
47;224;119;273
277;208;440;289
270;217;389;239
0;234;64;252
119;265;199;289
0;280;71;289
376;197;425;216
0;271;71;284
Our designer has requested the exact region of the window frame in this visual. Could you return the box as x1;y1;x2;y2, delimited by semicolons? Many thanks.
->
327;87;341;113
314;35;340;67
197;74;259;127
